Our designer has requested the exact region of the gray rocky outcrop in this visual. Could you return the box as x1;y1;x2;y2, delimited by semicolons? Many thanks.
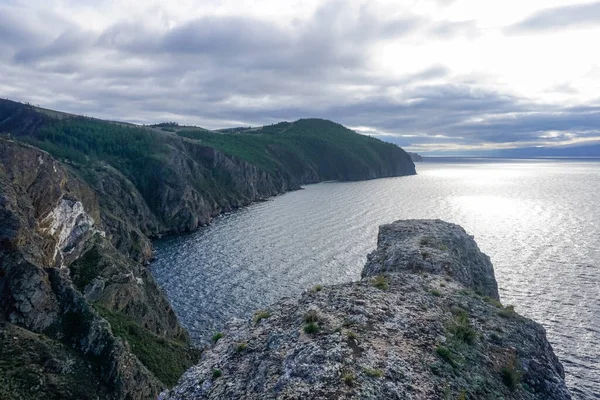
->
163;220;570;400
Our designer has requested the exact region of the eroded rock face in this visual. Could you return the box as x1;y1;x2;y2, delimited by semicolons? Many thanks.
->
0;140;194;399
163;220;570;400
363;219;499;300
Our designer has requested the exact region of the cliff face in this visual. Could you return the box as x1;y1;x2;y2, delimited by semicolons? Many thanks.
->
0;100;416;263
0;140;197;399
163;220;570;400
0;99;418;398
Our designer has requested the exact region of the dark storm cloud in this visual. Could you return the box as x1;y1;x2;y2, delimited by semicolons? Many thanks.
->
507;1;600;33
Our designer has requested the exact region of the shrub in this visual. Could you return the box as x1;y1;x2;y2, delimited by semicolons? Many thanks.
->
94;306;199;387
449;309;476;344
450;323;477;345
346;331;358;340
303;310;319;324
430;289;442;297
212;369;222;379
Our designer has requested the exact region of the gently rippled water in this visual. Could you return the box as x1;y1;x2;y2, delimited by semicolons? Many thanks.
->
151;159;600;398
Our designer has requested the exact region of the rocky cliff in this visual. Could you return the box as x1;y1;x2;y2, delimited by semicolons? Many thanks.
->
163;220;570;400
0;140;198;399
0;100;416;261
0;99;418;399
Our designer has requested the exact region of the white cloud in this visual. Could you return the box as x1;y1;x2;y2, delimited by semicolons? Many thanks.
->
1;0;600;153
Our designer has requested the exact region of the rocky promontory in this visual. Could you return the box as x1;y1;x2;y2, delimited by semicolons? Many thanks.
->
163;220;570;399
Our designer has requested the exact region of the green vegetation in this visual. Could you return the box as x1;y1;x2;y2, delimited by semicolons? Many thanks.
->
342;372;356;386
430;289;442;297
346;331;358;340
176;118;413;180
212;369;222;379
363;367;384;378
234;342;248;353
0;100;414;229
304;322;320;334
303;311;320;333
483;296;503;308
501;365;521;391
435;346;456;367
448;309;477;345
310;285;323;293
212;332;224;343
69;247;102;291
498;305;517;318
95;306;198;387
372;275;390;290
253;310;271;324
303;310;319;324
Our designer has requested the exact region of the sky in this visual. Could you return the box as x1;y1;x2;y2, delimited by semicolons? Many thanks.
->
1;0;600;154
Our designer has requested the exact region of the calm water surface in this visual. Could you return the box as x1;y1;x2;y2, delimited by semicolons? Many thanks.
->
152;159;600;398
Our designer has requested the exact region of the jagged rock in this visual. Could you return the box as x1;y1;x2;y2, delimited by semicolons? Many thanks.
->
362;219;499;300
0;141;195;399
162;220;570;400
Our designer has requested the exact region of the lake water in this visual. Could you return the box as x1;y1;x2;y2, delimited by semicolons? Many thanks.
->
151;159;600;398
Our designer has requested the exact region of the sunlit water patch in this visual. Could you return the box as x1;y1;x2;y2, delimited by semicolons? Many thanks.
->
152;159;600;398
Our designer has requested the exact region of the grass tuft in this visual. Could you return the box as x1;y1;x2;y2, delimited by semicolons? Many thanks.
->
435;346;456;367
498;305;517;318
501;365;521;391
304;322;320;334
212;332;224;343
253;310;271;324
234;342;248;353
372;275;389;290
310;285;323;293
363;367;384;378
343;372;355;386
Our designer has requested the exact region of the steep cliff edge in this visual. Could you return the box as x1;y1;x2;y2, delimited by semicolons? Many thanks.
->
0;98;417;398
0;99;416;262
163;220;570;400
0;140;198;399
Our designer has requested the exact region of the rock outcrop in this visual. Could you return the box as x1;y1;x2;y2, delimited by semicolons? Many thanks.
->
163;220;570;400
0;140;197;399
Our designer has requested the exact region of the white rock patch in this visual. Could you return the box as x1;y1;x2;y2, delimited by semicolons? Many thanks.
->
42;198;105;267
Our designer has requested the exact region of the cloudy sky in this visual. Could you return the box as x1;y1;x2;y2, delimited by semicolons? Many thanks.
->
1;0;600;154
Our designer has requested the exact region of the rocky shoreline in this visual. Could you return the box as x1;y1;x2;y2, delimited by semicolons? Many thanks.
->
163;220;570;399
